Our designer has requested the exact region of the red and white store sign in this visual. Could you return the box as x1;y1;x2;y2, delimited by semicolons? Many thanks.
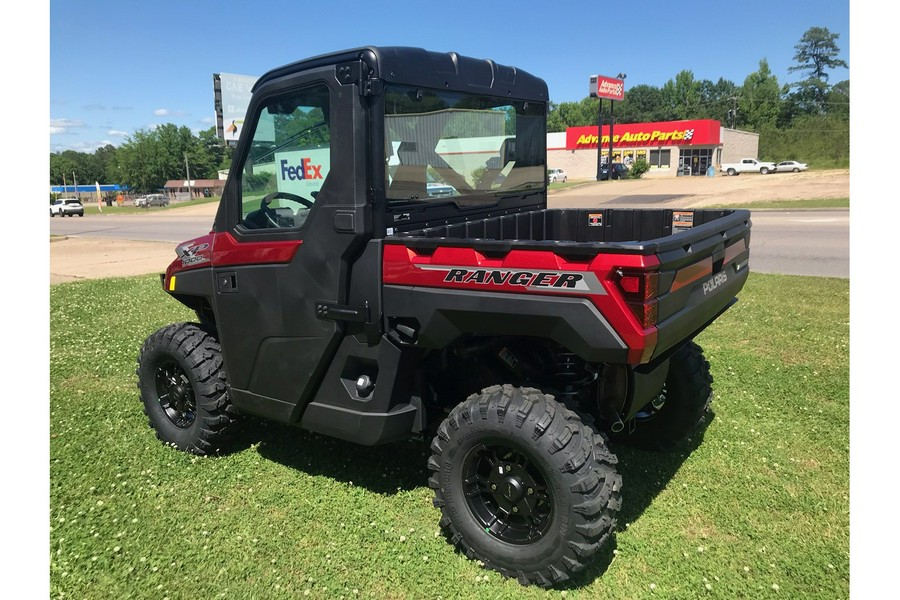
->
566;119;721;150
590;75;625;101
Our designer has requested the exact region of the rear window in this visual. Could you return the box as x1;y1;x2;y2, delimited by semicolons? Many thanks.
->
384;85;546;206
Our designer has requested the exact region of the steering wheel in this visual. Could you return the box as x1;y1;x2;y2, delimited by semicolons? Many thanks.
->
260;191;314;227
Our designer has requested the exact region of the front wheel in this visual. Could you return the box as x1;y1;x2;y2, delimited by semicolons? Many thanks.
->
760;167;770;175
136;323;238;455
429;385;621;588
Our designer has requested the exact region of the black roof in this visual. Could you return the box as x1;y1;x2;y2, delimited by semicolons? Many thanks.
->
253;46;548;102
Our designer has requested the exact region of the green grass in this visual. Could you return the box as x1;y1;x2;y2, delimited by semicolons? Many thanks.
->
548;180;592;191
705;197;849;210
50;273;849;599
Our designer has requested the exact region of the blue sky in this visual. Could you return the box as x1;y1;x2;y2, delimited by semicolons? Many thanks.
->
49;0;850;154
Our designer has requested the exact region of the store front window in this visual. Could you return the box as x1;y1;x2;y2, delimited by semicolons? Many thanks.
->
649;149;671;170
679;148;713;176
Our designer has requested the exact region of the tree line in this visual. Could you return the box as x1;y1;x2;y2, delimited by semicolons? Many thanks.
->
549;27;849;167
50;124;231;195
50;26;849;190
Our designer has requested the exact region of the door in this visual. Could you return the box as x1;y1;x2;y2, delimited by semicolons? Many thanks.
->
210;76;367;422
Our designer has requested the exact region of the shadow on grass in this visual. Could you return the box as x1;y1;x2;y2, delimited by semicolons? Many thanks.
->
224;406;714;588
229;416;431;495
563;409;715;588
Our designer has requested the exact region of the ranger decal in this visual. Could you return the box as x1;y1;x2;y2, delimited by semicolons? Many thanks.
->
424;266;607;295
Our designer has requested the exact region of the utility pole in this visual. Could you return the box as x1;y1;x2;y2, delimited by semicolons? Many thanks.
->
608;99;615;174
729;96;738;128
73;171;79;202
184;152;193;201
609;73;627;175
595;98;604;181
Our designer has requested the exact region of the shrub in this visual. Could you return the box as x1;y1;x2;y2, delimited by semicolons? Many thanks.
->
628;158;650;179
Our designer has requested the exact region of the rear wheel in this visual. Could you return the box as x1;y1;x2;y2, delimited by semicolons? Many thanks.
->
726;168;736;176
429;385;621;588
614;341;712;451
136;323;238;455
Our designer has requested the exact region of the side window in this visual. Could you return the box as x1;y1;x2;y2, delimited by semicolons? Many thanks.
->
238;85;331;230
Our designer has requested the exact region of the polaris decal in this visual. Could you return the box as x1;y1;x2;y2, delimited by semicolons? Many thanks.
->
419;265;606;295
702;272;728;295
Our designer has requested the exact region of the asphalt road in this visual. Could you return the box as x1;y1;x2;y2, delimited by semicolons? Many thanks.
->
49;207;849;279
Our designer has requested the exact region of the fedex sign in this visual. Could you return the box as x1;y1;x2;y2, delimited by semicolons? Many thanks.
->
275;149;330;196
280;157;323;181
589;75;625;101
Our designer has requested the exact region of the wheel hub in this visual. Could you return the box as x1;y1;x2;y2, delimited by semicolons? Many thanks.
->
501;476;525;503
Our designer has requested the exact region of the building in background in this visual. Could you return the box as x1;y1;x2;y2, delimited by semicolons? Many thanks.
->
164;179;226;201
547;119;759;178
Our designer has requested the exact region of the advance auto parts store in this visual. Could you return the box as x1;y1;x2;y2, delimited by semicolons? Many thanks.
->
547;119;759;178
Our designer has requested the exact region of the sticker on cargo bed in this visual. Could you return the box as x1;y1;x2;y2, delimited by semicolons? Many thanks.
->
672;211;694;231
702;272;728;295
588;213;603;227
416;265;606;295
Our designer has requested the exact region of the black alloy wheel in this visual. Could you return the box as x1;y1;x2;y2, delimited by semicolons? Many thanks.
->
429;385;621;588
154;358;197;429
137;323;238;455
462;442;553;545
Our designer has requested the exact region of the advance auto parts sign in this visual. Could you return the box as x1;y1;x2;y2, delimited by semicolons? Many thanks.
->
274;149;330;198
566;119;721;150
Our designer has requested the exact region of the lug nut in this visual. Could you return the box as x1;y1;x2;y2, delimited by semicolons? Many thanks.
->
512;507;519;513
527;487;534;495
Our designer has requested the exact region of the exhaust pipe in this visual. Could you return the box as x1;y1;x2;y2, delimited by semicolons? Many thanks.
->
610;416;625;433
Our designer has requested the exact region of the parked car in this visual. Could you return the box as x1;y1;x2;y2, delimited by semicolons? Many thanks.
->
426;182;456;198
50;198;84;217
548;168;568;183
146;194;170;207
719;158;776;176
600;162;629;180
775;161;808;173
134;194;169;207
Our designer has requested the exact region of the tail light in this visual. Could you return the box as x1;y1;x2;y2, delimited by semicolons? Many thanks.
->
614;268;659;328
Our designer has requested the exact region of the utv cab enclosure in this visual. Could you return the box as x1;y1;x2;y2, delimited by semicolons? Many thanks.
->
137;46;751;588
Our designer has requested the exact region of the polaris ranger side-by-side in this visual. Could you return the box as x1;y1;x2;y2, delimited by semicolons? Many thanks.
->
137;47;751;588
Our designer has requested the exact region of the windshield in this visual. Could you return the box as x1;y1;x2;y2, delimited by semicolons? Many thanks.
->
384;85;546;205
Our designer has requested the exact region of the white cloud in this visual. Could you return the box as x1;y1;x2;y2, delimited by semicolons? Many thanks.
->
154;108;170;116
201;116;215;124
51;139;119;153
107;129;129;137
50;118;86;135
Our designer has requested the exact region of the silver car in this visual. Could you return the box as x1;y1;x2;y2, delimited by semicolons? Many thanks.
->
548;168;567;183
775;161;808;173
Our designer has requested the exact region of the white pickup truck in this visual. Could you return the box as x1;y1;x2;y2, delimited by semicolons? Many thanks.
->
720;158;777;176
